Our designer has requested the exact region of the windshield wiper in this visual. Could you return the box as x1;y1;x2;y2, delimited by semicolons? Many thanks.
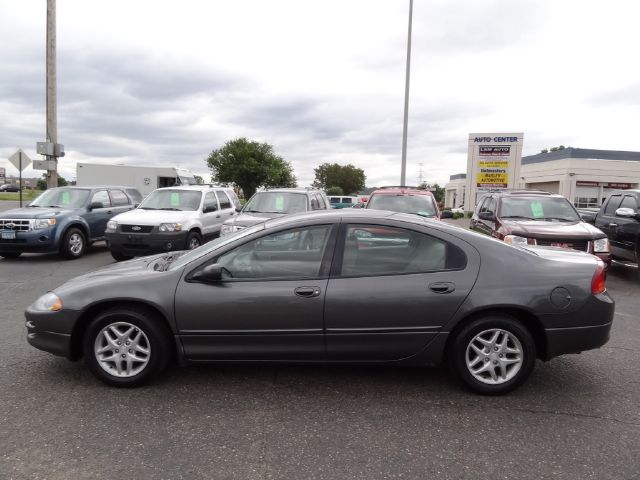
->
159;207;182;211
138;207;157;210
413;212;435;217
500;215;537;220
541;217;576;222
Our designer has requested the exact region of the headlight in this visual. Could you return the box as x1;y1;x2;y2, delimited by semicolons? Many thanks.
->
593;238;610;253
32;218;56;230
31;292;62;312
504;235;533;246
220;224;244;236
159;223;182;232
106;220;118;232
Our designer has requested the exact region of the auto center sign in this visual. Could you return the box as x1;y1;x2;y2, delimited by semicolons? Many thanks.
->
464;133;524;212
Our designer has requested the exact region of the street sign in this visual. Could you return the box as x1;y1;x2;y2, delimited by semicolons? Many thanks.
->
33;159;56;171
8;149;32;172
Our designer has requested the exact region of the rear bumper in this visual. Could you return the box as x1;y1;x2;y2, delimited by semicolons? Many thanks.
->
106;230;189;256
545;321;612;360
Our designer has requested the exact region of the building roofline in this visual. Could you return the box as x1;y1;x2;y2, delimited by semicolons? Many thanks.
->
522;148;640;164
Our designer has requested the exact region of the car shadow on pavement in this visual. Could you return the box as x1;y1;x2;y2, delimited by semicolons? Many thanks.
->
0;242;111;264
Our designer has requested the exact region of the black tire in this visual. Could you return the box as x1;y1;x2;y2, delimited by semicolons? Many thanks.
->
449;315;536;395
185;231;202;250
83;305;173;387
0;252;22;259
60;227;87;259
110;250;133;262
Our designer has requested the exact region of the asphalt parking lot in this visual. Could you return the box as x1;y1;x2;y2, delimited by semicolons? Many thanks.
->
0;211;639;479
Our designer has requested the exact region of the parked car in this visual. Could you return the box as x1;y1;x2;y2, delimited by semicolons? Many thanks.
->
0;186;140;259
470;190;611;265
593;190;640;274
26;209;613;394
366;186;440;219
327;196;357;209
220;188;329;236
0;184;20;192
105;185;240;261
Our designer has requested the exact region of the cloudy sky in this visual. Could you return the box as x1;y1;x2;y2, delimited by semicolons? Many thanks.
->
1;0;639;187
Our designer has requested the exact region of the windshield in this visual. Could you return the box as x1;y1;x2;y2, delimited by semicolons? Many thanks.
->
168;223;264;271
138;189;202;211
367;194;437;217
243;192;307;214
499;196;580;222
30;188;90;208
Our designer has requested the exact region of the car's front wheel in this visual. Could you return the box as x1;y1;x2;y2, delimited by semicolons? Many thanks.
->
185;231;202;250
83;306;173;387
60;228;86;259
450;315;536;395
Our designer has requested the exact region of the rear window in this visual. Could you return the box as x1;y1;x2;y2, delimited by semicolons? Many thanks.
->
109;189;130;206
367;194;437;217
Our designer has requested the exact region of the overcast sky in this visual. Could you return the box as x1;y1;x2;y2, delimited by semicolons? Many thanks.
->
1;0;639;187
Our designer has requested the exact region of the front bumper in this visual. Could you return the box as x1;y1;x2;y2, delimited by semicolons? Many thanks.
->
105;230;189;256
25;307;80;359
0;227;58;253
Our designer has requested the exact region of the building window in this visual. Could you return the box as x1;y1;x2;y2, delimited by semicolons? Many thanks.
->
574;197;599;208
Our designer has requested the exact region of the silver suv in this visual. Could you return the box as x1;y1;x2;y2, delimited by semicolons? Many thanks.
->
105;185;240;260
221;188;329;236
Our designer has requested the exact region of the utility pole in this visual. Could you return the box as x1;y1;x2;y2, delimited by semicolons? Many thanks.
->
418;162;424;186
400;0;413;186
46;0;58;188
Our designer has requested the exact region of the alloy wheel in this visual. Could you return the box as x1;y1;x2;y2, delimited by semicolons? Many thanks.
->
465;328;523;385
94;321;151;377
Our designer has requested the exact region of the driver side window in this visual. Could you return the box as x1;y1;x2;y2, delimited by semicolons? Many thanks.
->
216;225;332;280
91;190;111;208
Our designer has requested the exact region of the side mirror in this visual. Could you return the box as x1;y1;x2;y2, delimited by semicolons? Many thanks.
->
478;211;495;221
89;202;103;210
203;205;218;213
190;264;225;283
235;206;242;213
133;203;140;208
615;207;639;219
440;210;454;219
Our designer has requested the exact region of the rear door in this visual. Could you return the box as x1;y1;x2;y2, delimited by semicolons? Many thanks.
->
108;189;134;216
214;190;236;233
324;221;480;361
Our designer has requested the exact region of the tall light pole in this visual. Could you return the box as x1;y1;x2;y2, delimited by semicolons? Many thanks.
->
400;0;413;186
46;0;59;188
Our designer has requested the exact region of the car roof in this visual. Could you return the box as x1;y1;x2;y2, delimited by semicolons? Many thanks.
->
370;186;434;196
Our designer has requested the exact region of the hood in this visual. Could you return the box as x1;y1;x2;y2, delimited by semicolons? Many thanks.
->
500;219;606;239
225;211;285;228
0;206;77;219
111;208;194;225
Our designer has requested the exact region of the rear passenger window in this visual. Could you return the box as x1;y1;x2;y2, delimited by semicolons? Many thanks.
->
340;225;466;277
604;196;622;215
109;190;130;206
216;191;232;209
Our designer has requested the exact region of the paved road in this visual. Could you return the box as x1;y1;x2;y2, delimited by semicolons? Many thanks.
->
0;206;638;479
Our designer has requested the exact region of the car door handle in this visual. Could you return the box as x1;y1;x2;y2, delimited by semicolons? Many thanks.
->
294;286;321;298
216;214;221;218
429;282;455;294
609;223;618;228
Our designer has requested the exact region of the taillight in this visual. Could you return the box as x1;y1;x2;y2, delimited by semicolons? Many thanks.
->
591;260;607;295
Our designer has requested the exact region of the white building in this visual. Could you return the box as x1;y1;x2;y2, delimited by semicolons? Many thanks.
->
445;148;640;210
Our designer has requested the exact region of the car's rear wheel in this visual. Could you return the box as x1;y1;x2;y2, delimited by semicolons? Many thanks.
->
0;251;22;259
110;250;133;262
83;306;173;387
185;231;202;250
60;228;86;259
450;315;536;395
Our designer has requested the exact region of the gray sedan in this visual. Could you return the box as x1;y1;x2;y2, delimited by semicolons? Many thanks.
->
25;210;614;394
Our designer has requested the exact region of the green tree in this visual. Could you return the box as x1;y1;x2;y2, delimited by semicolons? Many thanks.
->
206;138;296;199
432;183;445;203
312;163;365;195
36;174;67;190
326;186;344;196
541;145;570;153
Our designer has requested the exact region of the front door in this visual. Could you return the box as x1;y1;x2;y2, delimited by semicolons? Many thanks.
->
324;223;479;361
84;190;112;238
175;224;336;360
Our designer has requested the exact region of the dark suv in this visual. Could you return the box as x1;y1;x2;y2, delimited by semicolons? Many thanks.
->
594;190;640;271
470;190;611;264
220;188;329;236
0;186;140;259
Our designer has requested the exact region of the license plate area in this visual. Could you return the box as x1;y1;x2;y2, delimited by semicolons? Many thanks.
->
1;230;16;240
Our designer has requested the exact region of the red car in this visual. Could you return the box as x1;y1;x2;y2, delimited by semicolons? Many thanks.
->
365;186;440;219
